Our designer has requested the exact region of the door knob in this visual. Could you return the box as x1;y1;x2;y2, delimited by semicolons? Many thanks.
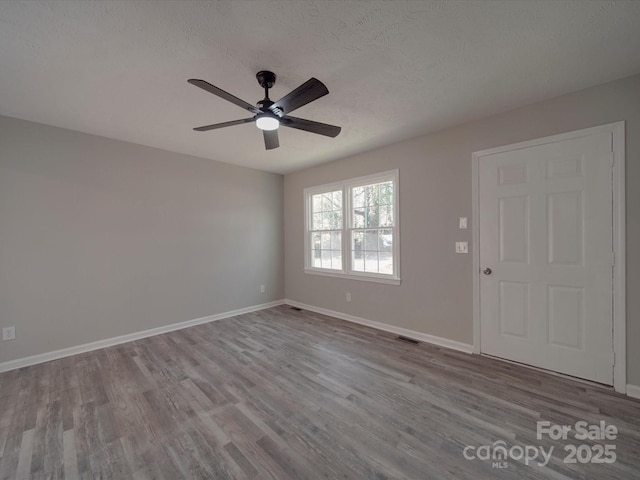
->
483;268;492;275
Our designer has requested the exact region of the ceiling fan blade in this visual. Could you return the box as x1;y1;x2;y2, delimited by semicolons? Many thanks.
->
263;129;279;150
193;118;254;131
188;79;261;114
270;78;329;116
281;116;341;137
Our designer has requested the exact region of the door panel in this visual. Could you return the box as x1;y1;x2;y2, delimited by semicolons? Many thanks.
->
499;196;530;263
547;191;583;265
499;281;529;338
548;285;583;349
479;132;613;385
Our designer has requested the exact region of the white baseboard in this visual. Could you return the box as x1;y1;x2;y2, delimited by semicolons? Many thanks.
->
284;299;474;354
7;298;633;399
0;300;285;373
627;384;640;400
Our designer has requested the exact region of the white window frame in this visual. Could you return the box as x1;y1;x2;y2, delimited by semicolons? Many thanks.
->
304;169;400;285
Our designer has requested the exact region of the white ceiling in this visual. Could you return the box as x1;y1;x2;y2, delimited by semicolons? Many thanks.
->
1;1;640;174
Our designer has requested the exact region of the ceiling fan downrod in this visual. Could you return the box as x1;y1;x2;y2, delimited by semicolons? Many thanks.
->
256;71;276;108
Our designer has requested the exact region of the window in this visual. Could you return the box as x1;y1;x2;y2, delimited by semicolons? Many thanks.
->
304;170;400;284
309;189;343;270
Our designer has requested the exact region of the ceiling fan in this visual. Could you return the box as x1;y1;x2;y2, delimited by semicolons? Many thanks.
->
188;71;341;150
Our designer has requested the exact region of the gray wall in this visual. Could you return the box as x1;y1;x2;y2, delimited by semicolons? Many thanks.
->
2;74;638;385
0;115;284;364
284;74;640;385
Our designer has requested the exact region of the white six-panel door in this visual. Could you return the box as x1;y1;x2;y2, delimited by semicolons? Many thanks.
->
478;130;614;385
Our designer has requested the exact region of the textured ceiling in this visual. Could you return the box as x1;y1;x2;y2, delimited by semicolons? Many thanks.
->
1;1;640;174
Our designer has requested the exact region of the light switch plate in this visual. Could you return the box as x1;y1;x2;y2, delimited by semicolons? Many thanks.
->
459;217;468;229
455;242;468;254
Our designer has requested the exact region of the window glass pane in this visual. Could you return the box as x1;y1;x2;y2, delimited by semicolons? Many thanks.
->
352;230;364;272
321;250;332;269
364;251;379;273
331;231;341;250
353;208;365;228
312;213;323;230
350;226;394;275
352;231;363;252
379;251;393;274
321;210;332;229
366;206;379;227
312;246;342;270
379;181;393;206
324;210;341;229
353;186;365;208
351;181;395;228
331;250;342;269
378;205;386;226
322;193;333;211
309;201;342;271
365;185;376;206
333;190;343;209
364;230;378;251
312;247;321;268
311;189;342;233
321;232;331;249
352;251;364;272
312;194;323;212
379;229;393;251
378;183;387;204
311;232;320;269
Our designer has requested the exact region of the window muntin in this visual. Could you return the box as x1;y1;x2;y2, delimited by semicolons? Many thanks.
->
304;171;399;284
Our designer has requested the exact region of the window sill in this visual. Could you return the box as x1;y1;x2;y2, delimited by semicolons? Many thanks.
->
304;268;401;285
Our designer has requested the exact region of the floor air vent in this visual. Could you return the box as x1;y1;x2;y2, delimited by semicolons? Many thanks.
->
290;307;303;311
396;335;420;345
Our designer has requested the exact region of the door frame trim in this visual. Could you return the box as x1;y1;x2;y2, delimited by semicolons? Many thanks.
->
471;122;626;393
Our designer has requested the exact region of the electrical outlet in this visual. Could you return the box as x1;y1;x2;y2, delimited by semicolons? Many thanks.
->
346;292;351;302
459;217;468;229
455;242;468;254
260;285;265;293
2;326;16;341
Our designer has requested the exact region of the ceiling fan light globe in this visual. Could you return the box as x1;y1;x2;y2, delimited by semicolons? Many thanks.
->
256;116;280;131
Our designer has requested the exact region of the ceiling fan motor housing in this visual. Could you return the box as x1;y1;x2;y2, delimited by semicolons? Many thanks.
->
256;71;276;89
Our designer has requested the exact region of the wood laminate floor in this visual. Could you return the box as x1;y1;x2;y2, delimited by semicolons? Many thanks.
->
0;306;639;479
